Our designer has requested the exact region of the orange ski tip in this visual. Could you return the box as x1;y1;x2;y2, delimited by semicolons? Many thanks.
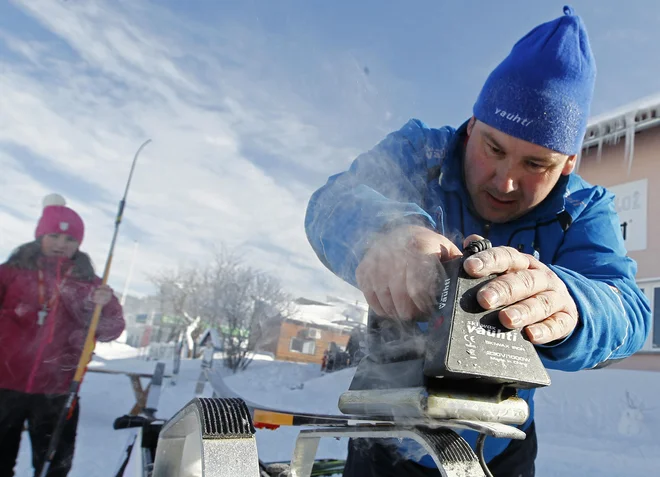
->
253;409;294;427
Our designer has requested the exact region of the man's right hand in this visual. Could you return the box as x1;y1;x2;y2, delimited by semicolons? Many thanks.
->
355;225;463;320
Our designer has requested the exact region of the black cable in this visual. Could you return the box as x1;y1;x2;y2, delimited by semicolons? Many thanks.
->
476;434;494;477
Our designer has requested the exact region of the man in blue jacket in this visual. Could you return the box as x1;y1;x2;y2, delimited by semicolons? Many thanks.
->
304;5;651;477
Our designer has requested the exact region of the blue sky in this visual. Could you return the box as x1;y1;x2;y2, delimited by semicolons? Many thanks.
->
1;0;659;303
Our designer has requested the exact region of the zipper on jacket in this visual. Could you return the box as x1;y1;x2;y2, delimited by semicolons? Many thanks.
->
483;223;491;239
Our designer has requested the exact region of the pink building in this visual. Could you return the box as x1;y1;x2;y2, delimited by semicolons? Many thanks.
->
577;94;660;367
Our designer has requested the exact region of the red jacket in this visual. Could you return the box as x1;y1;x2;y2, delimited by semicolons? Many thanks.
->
0;256;125;394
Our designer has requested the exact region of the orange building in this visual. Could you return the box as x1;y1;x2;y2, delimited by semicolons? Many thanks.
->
256;297;366;365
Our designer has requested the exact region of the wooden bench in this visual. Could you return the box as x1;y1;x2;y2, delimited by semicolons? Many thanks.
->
87;367;173;415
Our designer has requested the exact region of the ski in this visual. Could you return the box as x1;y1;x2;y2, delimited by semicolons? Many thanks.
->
203;367;526;441
151;395;500;477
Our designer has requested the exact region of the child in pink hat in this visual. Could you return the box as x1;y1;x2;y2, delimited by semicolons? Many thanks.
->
0;193;125;476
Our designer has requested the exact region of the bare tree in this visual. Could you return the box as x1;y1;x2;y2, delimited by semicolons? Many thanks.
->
214;265;295;373
150;245;294;372
148;265;207;357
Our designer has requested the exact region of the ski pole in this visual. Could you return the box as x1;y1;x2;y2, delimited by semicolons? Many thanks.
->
39;139;152;477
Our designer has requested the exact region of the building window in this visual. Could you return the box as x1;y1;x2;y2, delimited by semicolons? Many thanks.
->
290;337;316;355
653;288;660;348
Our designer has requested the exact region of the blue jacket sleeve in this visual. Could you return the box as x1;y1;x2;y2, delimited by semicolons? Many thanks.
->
304;119;453;287
538;189;651;371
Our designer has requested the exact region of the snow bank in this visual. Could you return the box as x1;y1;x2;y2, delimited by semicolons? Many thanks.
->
93;341;141;360
13;349;660;476
535;368;660;477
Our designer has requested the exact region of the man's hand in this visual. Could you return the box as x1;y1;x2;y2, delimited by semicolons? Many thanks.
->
461;235;579;345
356;225;462;320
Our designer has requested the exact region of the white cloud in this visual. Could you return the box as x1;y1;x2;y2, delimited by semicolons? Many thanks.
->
0;0;400;304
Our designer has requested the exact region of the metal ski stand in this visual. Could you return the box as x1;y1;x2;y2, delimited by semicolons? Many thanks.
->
152;398;260;477
194;344;215;395
150;395;525;477
113;361;167;477
171;338;183;386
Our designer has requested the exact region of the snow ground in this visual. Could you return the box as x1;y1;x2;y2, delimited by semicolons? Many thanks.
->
13;342;660;476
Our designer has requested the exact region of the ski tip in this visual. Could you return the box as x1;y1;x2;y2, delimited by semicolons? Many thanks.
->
253;409;293;429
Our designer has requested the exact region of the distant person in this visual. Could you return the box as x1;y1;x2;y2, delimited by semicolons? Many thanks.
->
305;6;651;477
0;193;125;476
346;325;366;366
326;342;338;372
321;349;328;372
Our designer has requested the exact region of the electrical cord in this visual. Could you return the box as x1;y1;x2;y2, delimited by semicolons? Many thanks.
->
476;434;494;477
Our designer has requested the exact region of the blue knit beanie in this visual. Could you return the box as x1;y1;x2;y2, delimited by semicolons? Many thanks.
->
473;5;596;155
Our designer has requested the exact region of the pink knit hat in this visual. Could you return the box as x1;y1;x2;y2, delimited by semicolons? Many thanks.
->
35;193;85;244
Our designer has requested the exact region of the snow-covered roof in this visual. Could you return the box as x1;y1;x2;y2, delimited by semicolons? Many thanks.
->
324;295;368;310
588;93;660;126
287;297;368;332
583;93;660;149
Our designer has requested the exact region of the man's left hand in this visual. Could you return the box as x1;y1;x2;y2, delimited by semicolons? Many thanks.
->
462;235;579;345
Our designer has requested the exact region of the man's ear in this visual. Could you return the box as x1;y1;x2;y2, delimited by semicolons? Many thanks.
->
467;116;476;136
562;154;577;175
